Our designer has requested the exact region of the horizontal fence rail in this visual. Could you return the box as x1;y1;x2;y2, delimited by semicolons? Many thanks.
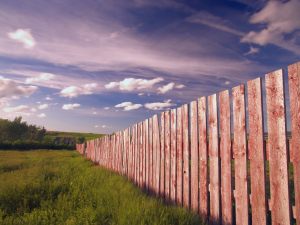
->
76;62;300;225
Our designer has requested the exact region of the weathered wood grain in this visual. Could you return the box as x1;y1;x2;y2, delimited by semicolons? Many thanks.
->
190;100;199;213
170;109;177;202
266;69;291;224
232;84;249;225
149;118;153;191
160;113;165;197
288;62;300;225
176;107;183;205
219;90;233;225
247;77;267;225
153;115;160;195
182;104;190;209
165;111;171;199
208;94;220;224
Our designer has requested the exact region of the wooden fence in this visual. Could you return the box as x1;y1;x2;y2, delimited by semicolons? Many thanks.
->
76;62;300;225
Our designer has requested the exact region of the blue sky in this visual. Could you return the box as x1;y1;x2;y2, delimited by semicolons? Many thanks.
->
0;0;299;133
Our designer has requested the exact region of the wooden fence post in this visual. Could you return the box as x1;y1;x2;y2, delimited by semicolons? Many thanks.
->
266;69;291;225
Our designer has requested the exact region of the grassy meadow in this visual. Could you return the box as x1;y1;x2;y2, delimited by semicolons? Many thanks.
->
45;131;103;141
0;150;203;225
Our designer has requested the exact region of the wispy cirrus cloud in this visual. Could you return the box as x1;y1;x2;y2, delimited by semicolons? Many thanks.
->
187;11;244;37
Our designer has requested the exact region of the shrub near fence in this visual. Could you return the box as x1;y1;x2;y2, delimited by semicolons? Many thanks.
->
76;62;300;225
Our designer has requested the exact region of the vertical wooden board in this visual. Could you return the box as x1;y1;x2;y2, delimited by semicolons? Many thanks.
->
145;119;149;190
160;113;165;197
176;107;183;205
265;69;291;224
165;110;171;199
134;125;138;184
232;85;249;225
247;77;267;225
190;100;199;212
153;115;161;195
139;123;143;187
170;109;177;202
149;118;153;191
152;117;157;193
143;121;146;188
182;104;190;209
198;97;208;220
288;62;300;224
208;94;220;224
219;90;233;225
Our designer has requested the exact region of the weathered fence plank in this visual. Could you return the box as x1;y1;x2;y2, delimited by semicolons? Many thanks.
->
219;90;233;225
176;107;183;205
266;69;291;225
145;119;149;190
160;113;165;197
247;77;267;225
149;118;153;191
198;96;208;219
153;115;160;195
190;100;199;213
182;104;190;209
232;84;249;225
288;62;300;225
208;94;220;224
165;111;171;199
170;109;177;202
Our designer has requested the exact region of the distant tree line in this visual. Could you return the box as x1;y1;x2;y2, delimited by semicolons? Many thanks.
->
0;117;74;150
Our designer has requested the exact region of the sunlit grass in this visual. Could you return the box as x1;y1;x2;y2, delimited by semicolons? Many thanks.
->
0;150;203;225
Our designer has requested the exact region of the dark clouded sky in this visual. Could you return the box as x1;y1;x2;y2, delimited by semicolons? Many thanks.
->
0;0;299;133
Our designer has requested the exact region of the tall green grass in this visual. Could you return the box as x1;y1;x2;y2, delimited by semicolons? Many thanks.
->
0;150;204;225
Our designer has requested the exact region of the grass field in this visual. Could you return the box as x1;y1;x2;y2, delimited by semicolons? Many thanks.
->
45;131;103;141
0;150;204;225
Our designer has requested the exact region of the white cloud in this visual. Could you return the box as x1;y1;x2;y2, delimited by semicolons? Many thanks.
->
224;81;231;85
38;104;48;110
25;73;55;84
62;103;80;110
102;125;107;128
244;46;259;55
175;84;185;89
92;111;97;115
144;99;175;110
0;77;38;99
45;96;53;101
241;0;300;53
94;125;99;128
60;83;98;98
158;82;175;94
3;105;30;113
37;113;46;118
2;105;36;117
105;77;163;92
8;29;36;49
115;101;142;111
104;107;110;110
